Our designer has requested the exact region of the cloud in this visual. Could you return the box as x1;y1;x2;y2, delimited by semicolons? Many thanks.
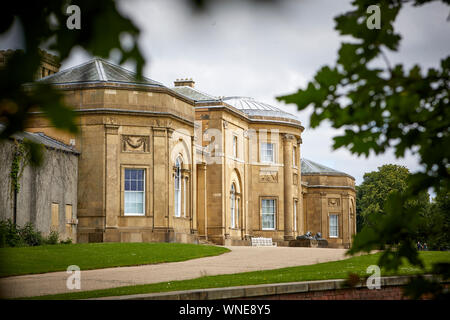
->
2;0;447;185
69;0;450;184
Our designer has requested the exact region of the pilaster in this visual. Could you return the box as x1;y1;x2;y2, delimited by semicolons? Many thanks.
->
283;133;295;240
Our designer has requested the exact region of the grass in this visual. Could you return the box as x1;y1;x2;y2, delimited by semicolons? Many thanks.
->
0;242;229;277
25;251;450;300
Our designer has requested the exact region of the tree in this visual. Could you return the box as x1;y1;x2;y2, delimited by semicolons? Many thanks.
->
1;0;145;164
418;191;450;250
277;0;450;298
357;164;429;229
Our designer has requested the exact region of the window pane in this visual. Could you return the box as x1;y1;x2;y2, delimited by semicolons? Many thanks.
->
125;191;144;214
261;143;274;162
293;147;296;166
294;200;297;231
262;199;275;229
124;168;145;215
329;215;338;237
174;158;182;217
262;213;274;229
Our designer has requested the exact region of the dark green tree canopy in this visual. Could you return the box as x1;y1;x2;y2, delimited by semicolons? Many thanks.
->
356;164;431;238
358;164;429;220
278;0;450;195
277;0;449;298
358;164;410;217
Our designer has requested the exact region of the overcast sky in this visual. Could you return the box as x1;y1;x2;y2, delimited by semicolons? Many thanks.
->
1;0;449;185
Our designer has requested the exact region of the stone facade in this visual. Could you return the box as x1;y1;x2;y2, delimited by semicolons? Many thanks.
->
0;133;79;241
302;174;356;248
20;58;356;248
0;49;60;80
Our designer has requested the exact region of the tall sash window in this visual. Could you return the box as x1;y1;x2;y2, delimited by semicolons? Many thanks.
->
174;157;182;217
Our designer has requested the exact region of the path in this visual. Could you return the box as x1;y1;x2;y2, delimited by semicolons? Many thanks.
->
0;246;348;299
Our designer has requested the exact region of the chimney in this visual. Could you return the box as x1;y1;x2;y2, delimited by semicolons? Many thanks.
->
174;78;195;88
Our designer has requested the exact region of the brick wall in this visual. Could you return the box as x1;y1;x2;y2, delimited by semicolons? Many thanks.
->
244;285;409;300
100;276;447;300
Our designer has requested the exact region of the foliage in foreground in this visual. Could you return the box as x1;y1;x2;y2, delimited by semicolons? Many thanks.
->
278;0;450;299
1;1;146;165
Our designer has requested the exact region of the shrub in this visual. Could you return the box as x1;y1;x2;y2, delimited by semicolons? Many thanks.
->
0;219;24;247
45;230;60;245
60;238;72;245
0;219;63;247
19;222;44;246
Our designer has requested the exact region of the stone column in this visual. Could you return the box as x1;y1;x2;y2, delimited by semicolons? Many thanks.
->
283;134;295;240
104;124;120;242
342;192;350;244
300;189;307;235
196;163;207;239
153;127;169;230
320;192;328;238
244;129;252;239
190;135;197;234
296;137;303;235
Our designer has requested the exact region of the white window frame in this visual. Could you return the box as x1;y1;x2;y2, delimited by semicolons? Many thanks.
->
232;135;238;158
260;142;275;164
174;157;182;217
124;168;145;216
329;214;339;238
230;184;236;228
183;177;187;217
236;197;240;229
293;146;297;167
261;198;276;230
294;199;298;232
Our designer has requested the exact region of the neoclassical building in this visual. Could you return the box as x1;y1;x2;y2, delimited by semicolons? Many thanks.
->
20;58;356;248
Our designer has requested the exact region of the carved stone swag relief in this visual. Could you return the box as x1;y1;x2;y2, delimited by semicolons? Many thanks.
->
328;198;340;208
122;135;150;153
259;170;278;183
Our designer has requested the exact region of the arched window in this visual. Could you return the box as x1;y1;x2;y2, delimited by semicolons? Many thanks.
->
236;197;240;229
230;184;236;228
293;199;298;232
174;157;182;217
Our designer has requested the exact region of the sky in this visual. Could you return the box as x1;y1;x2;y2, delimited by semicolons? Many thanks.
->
1;0;449;185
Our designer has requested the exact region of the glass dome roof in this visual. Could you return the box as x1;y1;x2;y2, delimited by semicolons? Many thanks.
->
222;96;300;123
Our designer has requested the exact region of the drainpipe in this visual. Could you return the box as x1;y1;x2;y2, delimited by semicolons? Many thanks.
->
13;187;17;225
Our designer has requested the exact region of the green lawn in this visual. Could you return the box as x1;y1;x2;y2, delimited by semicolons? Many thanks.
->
0;242;229;277
27;251;450;300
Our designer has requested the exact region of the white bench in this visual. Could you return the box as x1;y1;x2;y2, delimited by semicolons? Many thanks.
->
251;237;277;247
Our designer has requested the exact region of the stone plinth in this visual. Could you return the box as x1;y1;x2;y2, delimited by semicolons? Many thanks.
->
289;239;328;248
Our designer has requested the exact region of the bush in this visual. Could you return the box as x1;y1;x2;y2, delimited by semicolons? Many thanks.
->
19;222;44;246
45;230;60;245
0;219;62;247
0;219;24;247
60;238;72;245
